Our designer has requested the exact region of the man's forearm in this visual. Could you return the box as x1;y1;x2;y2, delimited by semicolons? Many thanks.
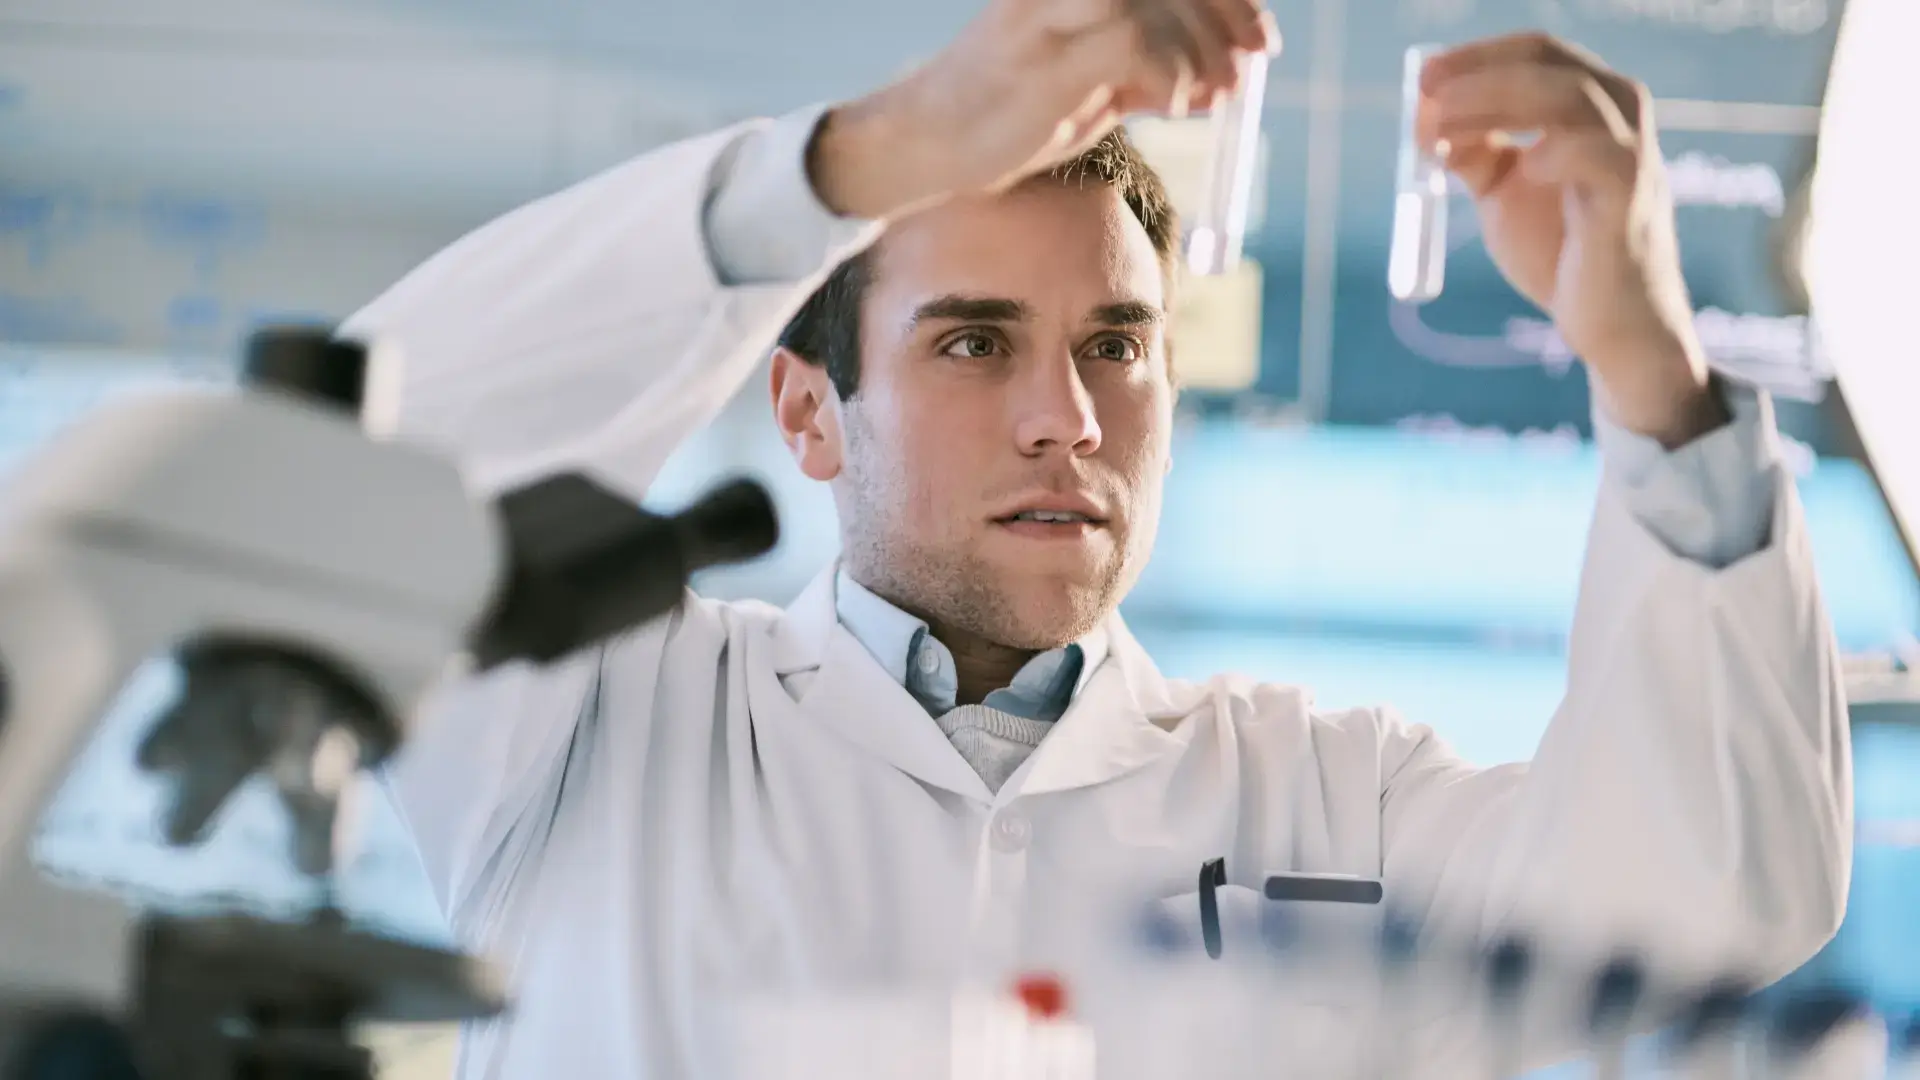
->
1586;327;1729;450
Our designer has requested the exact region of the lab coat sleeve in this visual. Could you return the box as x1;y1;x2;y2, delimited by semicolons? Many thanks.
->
352;113;881;931
1594;379;1777;569
1376;389;1851;999
341;109;881;500
707;103;864;286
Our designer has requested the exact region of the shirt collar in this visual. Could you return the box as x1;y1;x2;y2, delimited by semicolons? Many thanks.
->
834;569;1107;719
831;569;928;687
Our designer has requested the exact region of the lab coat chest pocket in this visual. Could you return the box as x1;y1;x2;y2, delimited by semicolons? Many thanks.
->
1035;735;1257;890
1151;885;1385;996
1112;885;1383;1078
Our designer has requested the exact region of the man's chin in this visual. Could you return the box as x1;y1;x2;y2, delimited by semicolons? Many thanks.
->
971;571;1117;648
981;558;1107;595
981;527;1117;573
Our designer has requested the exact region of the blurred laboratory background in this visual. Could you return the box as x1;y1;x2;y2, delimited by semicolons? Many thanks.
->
3;0;1917;1075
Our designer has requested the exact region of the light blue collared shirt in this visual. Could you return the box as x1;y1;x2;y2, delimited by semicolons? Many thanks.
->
833;570;1109;723
702;105;1784;732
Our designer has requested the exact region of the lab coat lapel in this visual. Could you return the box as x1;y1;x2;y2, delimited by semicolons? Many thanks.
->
772;565;993;804
1009;614;1187;798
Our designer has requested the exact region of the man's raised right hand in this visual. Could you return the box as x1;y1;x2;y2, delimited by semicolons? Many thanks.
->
810;0;1280;222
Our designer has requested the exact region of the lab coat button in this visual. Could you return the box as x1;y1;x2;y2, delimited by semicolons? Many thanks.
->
991;812;1031;853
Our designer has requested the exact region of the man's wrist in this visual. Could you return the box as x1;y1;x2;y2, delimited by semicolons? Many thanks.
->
1600;380;1729;450
808;85;952;222
1588;336;1730;450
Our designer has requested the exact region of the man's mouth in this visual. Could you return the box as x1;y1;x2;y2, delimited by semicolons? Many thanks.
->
1004;510;1100;524
993;507;1110;541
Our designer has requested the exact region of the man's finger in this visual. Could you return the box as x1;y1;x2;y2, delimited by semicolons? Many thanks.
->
1421;31;1642;126
1128;0;1236;106
1206;0;1277;54
1518;129;1641;202
1110;27;1201;119
1057;84;1121;147
1441;134;1523;199
1169;0;1243;100
1113;67;1193;118
1426;63;1636;144
1420;30;1601;92
1126;3;1208;113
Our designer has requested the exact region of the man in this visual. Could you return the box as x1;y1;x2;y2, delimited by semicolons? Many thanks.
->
348;1;1852;1076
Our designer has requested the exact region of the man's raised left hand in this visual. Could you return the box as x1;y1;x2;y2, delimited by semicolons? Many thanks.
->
1420;32;1728;447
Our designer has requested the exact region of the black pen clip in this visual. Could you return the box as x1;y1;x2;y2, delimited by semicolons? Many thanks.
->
1199;856;1227;960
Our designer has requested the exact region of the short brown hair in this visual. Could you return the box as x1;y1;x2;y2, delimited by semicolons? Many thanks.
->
777;128;1178;401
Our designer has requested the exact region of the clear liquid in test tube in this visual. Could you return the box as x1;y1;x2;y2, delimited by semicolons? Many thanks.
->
1185;50;1269;277
1389;44;1448;303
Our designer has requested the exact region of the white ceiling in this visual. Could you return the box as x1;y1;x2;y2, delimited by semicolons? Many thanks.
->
0;0;975;217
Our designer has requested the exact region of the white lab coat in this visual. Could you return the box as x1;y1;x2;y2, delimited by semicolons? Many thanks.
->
348;123;1853;1080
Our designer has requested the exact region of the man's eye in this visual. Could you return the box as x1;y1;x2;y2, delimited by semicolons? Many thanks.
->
941;333;1000;359
1087;336;1143;363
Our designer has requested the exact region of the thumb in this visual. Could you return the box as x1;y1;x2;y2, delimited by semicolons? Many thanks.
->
1442;134;1523;199
1015;86;1122;182
1061;84;1123;147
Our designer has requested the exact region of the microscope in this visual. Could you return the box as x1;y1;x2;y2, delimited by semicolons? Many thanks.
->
0;328;780;1079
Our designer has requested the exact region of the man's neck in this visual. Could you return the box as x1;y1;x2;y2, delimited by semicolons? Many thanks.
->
924;619;1039;706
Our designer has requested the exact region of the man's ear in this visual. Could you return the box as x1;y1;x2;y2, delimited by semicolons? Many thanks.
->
770;347;844;482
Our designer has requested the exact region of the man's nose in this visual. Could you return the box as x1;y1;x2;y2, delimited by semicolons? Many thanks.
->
1012;355;1103;457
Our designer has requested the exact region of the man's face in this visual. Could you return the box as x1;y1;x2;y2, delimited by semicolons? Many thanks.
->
791;181;1174;650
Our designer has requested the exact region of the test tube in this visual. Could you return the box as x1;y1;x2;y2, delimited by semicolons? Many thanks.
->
1185;50;1269;277
1389;44;1448;303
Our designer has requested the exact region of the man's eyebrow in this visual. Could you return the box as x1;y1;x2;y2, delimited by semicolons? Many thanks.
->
908;295;1030;328
1089;300;1166;327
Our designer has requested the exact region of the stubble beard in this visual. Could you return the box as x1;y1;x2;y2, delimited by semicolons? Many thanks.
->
843;525;1123;651
836;421;1130;651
